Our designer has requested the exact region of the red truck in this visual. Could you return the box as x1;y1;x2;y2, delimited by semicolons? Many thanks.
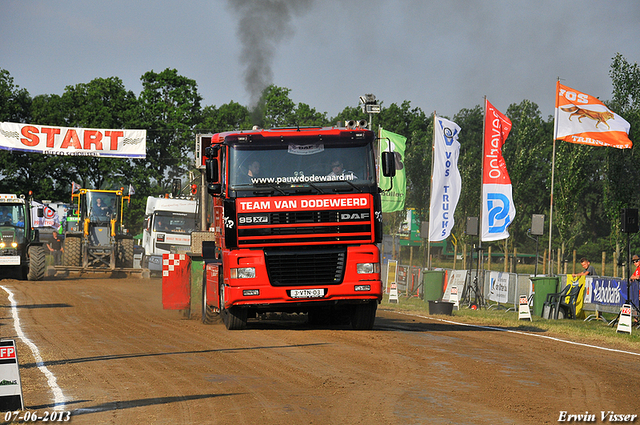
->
200;123;395;330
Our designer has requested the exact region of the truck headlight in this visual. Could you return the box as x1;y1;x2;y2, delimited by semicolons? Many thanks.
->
231;267;255;279
356;263;379;274
11;242;18;248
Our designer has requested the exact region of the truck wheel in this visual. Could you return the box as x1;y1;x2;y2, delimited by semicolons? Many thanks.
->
26;246;46;281
351;301;377;330
220;284;247;330
63;236;81;267
201;279;216;324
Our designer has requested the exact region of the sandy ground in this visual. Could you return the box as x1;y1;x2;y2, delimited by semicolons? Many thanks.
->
1;274;639;424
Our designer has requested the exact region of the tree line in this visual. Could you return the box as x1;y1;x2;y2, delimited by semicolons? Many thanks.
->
1;54;639;262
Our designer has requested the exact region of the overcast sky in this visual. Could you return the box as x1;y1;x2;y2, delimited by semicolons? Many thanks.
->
2;0;639;122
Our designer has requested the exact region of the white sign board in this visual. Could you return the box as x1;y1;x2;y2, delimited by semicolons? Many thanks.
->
616;304;633;334
518;294;532;321
0;339;23;411
488;271;509;304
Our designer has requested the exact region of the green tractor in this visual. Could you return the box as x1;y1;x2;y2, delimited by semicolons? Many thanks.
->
61;188;134;272
0;193;46;280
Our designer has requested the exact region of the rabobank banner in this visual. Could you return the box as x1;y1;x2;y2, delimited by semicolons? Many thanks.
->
584;278;639;307
429;116;461;242
481;100;515;242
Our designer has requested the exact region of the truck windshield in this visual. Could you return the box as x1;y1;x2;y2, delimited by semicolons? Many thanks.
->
0;203;26;244
154;213;197;234
228;141;376;189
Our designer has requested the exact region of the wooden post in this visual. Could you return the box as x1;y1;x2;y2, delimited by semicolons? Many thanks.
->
504;239;508;272
572;249;577;274
543;249;547;275
453;243;458;270
463;243;467;270
487;246;492;271
557;248;561;275
601;251;606;277
615;242;620;278
513;247;517;274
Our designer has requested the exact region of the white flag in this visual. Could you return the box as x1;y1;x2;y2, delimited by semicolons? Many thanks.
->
429;116;462;242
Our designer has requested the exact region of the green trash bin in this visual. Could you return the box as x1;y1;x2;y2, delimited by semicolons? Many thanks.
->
530;276;559;317
423;270;446;302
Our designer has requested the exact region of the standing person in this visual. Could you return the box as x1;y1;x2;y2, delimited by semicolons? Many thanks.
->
47;231;64;265
575;258;597;277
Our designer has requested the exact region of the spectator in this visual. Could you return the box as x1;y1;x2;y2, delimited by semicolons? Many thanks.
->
47;231;64;266
629;254;640;281
575;258;597;277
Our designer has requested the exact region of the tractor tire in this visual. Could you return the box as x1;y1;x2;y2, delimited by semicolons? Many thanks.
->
63;236;82;267
351;301;377;330
26;245;46;281
118;238;134;268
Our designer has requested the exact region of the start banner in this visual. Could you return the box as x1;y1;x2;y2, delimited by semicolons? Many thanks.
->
0;122;146;158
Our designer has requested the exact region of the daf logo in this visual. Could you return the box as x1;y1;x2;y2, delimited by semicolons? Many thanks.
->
340;212;370;221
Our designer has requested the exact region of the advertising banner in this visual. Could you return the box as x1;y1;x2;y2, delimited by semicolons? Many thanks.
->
481;100;515;242
429;116;461;242
0;122;146;158
555;82;632;149
585;278;640;307
379;128;407;212
488;271;509;303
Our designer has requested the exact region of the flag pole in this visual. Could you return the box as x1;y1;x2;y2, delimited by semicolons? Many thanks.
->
479;96;486;261
427;112;437;269
548;79;560;275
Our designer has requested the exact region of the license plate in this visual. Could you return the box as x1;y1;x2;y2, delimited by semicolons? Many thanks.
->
290;288;325;298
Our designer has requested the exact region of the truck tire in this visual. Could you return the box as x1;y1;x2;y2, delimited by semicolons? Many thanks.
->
26;245;46;281
351;301;377;330
118;238;134;268
201;278;216;324
63;236;81;267
220;284;247;330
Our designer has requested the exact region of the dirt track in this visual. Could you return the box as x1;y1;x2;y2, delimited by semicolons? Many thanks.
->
1;274;639;424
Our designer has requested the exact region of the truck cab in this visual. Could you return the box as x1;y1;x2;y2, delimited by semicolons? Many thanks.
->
142;197;198;272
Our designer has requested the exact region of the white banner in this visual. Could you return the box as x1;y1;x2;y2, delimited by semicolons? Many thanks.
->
429;116;461;242
481;183;516;242
30;201;60;228
443;269;467;302
488;271;509;303
0;122;146;158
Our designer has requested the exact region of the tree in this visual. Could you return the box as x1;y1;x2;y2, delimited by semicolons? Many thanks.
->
136;68;202;194
503;100;553;251
200;101;252;133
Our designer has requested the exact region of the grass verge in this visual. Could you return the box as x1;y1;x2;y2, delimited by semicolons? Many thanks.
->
379;295;640;353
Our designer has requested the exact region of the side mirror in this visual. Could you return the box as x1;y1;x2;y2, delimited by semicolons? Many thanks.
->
37;207;44;218
205;159;219;184
381;151;396;177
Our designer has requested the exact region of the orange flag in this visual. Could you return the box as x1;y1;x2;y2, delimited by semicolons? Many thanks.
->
555;81;632;149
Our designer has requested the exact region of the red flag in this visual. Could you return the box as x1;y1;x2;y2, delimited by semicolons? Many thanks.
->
482;99;515;242
555;81;632;149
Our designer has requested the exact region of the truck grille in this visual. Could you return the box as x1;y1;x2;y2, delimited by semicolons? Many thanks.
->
237;209;372;247
264;247;346;286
